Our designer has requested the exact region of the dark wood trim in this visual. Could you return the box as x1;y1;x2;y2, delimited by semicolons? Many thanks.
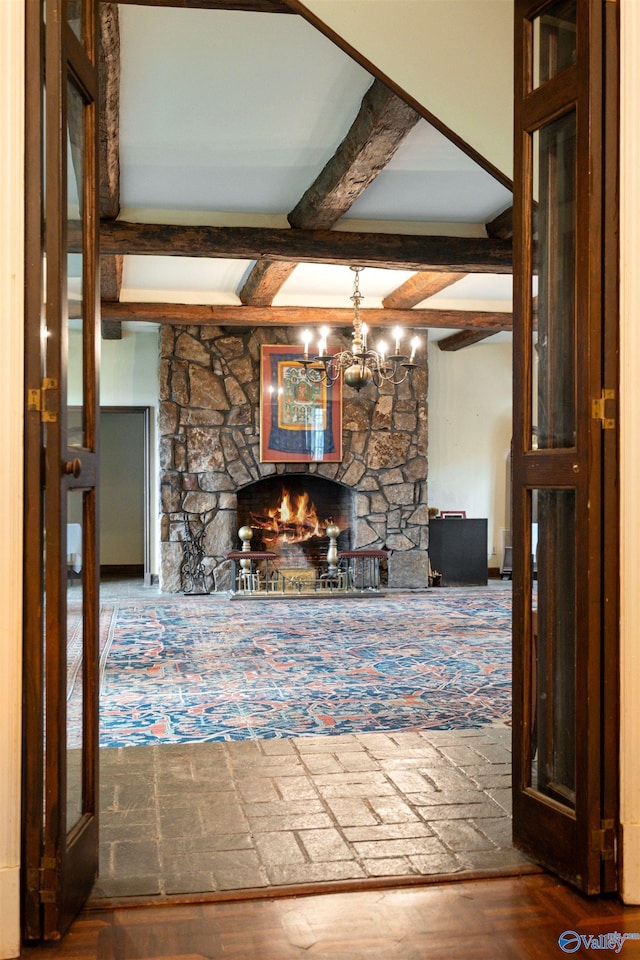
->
97;301;513;330
110;0;294;10
89;219;513;272
599;0;620;896
22;0;46;940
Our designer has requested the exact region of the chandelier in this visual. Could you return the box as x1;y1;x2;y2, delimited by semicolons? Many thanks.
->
300;266;420;392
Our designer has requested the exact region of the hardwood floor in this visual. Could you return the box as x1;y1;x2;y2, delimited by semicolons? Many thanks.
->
21;874;640;959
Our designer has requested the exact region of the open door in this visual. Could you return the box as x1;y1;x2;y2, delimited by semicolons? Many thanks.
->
23;0;100;940
511;0;619;893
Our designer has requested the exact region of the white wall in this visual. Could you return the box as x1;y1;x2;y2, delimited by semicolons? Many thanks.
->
69;326;160;577
620;0;640;905
428;340;512;571
0;0;23;954
297;0;514;180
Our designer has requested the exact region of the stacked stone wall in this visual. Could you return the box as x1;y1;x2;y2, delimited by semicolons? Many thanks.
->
159;324;429;591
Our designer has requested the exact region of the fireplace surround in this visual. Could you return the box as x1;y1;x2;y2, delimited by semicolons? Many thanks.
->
159;324;429;592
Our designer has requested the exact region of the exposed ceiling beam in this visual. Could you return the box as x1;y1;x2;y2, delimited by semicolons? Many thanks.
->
238;260;298;306
110;0;294;12
485;205;513;240
100;254;124;301
437;330;497;351
97;301;513;329
93;220;513;272
240;78;421;306
99;3;123;339
382;271;465;309
99;3;120;220
288;80;421;231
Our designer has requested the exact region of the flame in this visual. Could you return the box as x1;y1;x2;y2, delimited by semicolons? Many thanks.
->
252;487;326;544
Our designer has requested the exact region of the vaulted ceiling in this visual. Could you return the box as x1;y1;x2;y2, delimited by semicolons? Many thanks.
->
99;0;514;350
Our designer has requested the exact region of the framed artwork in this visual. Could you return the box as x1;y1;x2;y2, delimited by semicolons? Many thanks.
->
440;510;467;519
260;344;342;463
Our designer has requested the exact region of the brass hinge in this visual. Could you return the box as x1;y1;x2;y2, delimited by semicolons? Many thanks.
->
37;856;58;902
27;377;58;423
591;819;616;861
592;389;615;429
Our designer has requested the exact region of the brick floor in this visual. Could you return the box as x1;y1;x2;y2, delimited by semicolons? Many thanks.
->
93;724;535;899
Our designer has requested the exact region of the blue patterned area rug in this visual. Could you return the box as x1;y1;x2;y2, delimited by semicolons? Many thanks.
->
95;589;512;747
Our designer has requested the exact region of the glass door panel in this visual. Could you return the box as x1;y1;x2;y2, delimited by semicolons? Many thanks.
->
67;0;83;44
67;79;85;445
532;0;577;89
529;488;576;809
66;489;84;833
532;112;577;450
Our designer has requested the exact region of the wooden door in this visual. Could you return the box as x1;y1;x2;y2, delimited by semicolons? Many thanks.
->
511;0;618;894
23;0;100;940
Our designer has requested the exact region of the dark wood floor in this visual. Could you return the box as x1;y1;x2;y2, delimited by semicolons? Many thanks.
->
22;874;640;959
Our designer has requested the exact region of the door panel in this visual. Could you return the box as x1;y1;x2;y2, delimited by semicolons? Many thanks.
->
512;0;618;894
23;0;100;941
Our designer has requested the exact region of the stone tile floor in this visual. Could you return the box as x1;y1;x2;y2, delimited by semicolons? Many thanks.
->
93;724;534;899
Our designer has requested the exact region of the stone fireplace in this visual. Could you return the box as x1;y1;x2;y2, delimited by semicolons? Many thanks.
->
159;324;429;592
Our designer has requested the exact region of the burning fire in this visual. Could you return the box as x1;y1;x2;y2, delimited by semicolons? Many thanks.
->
251;488;327;544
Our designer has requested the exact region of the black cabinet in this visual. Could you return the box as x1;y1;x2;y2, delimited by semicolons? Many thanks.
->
428;518;488;586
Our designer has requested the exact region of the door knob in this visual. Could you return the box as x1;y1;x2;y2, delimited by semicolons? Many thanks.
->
64;458;82;478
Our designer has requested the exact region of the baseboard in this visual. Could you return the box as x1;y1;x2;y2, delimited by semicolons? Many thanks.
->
100;564;144;578
0;866;20;958
488;567;502;579
621;822;640;904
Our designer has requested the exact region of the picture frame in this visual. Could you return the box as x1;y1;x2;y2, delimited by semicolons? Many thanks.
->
259;344;342;463
440;510;467;519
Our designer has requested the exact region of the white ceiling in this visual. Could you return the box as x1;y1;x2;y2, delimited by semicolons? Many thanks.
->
116;5;514;343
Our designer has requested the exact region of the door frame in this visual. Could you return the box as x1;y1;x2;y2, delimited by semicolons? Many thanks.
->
99;406;152;583
8;3;640;951
22;0;101;941
510;0;619;894
619;0;640;906
0;0;26;954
